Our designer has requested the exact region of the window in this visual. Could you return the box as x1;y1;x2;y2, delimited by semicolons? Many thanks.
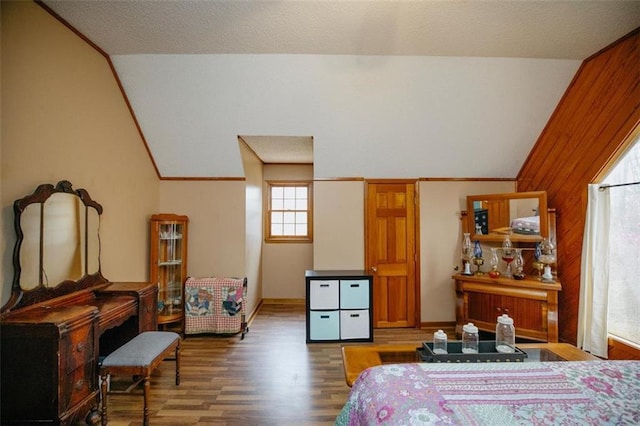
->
266;181;312;242
604;136;640;347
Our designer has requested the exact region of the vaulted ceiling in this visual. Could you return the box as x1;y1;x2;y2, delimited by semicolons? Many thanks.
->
42;1;640;178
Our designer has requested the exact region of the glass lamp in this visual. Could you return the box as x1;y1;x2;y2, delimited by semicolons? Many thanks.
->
538;238;556;283
472;240;484;275
501;233;515;279
461;232;473;275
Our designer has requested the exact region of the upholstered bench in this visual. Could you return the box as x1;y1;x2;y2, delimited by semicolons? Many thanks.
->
100;331;181;426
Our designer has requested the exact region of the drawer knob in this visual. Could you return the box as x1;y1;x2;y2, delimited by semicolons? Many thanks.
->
76;343;84;352
75;379;84;391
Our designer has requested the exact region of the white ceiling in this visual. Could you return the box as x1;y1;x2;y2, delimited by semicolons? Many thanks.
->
43;1;640;58
41;1;640;175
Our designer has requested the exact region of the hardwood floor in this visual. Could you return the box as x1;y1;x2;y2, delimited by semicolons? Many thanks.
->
103;303;443;425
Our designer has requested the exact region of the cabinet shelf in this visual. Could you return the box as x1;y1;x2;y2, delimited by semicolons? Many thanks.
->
158;260;183;266
157;311;183;325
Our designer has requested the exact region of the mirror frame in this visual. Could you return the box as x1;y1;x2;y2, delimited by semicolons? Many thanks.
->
466;191;548;243
1;180;108;313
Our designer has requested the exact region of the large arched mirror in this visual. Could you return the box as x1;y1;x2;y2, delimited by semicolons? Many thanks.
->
2;181;106;312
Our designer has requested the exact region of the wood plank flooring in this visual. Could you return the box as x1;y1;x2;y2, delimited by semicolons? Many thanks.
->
103;304;448;425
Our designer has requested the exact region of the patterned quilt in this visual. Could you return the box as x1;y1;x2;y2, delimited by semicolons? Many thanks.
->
336;360;640;425
184;277;245;335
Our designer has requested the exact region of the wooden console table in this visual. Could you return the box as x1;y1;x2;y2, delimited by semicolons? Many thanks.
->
454;274;562;342
341;343;598;387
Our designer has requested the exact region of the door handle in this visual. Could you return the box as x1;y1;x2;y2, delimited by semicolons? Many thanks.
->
370;266;377;273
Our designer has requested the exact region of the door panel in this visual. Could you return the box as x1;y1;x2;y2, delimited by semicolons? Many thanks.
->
366;181;418;328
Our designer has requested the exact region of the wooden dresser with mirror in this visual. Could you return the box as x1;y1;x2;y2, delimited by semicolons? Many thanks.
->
455;191;561;343
0;181;157;425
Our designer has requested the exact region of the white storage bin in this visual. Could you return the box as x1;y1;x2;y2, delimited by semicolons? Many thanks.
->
309;280;339;310
340;309;370;340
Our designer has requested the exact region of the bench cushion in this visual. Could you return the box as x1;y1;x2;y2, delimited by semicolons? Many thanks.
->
101;331;180;367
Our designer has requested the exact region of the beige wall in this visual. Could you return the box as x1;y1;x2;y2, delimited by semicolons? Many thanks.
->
158;181;245;277
419;181;515;322
312;180;515;324
1;1;158;306
240;143;264;311
313;180;366;270
157;180;257;315
262;164;313;299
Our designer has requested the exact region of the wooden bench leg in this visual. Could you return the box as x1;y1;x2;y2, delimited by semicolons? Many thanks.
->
175;343;181;385
100;373;109;426
143;375;151;426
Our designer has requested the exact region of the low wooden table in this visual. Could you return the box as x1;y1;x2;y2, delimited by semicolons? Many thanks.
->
341;342;599;387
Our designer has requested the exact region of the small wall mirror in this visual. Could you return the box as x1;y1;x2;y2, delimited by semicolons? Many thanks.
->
466;191;548;242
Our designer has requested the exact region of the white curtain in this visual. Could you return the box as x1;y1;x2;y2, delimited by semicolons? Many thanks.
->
577;184;610;358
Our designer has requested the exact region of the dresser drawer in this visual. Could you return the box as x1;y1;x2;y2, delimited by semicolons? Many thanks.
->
64;325;95;373
60;363;95;413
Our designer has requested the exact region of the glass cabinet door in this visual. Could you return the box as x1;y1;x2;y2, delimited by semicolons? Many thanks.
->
150;214;189;331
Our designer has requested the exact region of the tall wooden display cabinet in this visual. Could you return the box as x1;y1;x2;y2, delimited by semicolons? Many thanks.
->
150;214;189;331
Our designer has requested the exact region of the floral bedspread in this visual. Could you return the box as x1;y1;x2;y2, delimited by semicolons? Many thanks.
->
335;360;640;425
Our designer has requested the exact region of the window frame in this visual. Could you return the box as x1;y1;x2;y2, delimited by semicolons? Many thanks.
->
265;180;313;243
602;135;640;349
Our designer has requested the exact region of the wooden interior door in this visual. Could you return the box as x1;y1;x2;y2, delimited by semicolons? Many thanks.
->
365;181;418;328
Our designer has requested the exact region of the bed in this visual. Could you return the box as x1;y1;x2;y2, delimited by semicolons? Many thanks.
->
336;360;640;425
510;215;540;235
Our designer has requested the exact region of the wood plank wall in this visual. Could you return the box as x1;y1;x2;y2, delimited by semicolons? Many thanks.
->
517;28;640;346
